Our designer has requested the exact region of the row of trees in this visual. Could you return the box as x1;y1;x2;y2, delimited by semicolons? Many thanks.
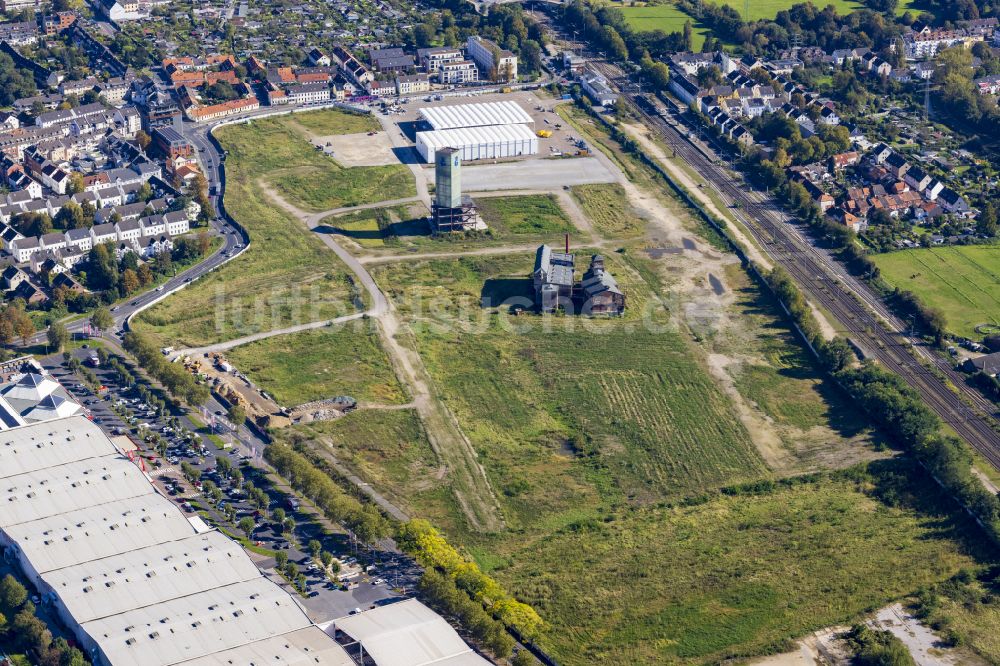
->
263;440;391;545
122;331;210;406
0;302;36;346
397;519;546;642
762;266;1000;543
419;568;517;659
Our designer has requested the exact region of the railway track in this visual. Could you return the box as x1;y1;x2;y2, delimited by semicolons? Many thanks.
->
587;60;1000;469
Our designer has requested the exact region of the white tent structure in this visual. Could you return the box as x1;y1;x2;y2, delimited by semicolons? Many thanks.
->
415;124;538;163
332;599;492;666
419;100;533;130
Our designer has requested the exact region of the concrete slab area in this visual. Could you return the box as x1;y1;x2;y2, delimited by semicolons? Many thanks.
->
441;157;616;192
310;131;398;167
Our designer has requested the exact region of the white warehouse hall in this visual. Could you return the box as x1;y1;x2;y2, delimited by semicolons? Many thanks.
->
415;124;539;163
418;100;534;130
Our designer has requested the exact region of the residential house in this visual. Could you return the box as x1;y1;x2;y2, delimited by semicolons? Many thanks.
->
962;351;1000;376
308;48;331;67
938;188;970;214
903;166;932;192
884;152;910;179
396;74;430;95
370;47;414;73
1;265;29;291
417;47;464;72
366;80;396;97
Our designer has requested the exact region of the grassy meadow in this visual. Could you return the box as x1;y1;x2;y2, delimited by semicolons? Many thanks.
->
225;322;407;407
874;245;1000;338
322;195;583;256
475;195;574;235
282;249;991;665
571;183;646;238
134;111;381;347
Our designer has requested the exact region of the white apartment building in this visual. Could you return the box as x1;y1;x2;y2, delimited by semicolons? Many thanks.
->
438;60;479;85
466;36;518;82
287;83;330;105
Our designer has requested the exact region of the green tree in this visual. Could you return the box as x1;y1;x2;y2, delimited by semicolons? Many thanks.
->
275;550;288;570
511;650;538;666
238;516;255;538
47;321;69;352
271;507;286;525
135;130;151;152
308;539;322;560
0;52;36;105
227;404;246;425
0;574;27;615
90;306;114;331
978;201;997;237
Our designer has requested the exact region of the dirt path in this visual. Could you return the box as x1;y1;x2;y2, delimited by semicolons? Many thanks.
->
622;122;772;270
259;180;506;533
622;122;839;343
177;312;367;357
308;195;424;220
705;353;795;471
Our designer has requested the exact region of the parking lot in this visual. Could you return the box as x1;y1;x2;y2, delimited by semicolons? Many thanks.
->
41;344;419;623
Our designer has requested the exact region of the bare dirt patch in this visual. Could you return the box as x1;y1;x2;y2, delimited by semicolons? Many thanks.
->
309;131;400;167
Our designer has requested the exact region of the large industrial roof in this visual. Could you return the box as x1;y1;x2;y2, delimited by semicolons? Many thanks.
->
83;578;315;666
415;123;537;152
334;599;492;666
419;100;533;130
177;627;354;666
0;414;355;665
0;456;155;527
4;493;196;574
43;532;261;624
0;418;116;479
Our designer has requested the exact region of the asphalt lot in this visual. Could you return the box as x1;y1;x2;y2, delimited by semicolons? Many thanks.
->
42;347;418;623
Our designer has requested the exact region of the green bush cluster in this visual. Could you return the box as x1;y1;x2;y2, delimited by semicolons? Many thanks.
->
844;624;915;666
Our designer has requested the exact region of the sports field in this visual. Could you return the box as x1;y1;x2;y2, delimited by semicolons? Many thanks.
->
874;245;1000;339
619;5;711;49
621;0;918;38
